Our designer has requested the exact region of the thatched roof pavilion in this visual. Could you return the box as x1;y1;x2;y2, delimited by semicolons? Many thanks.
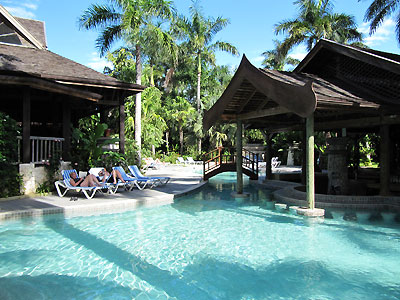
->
204;39;400;211
0;5;145;163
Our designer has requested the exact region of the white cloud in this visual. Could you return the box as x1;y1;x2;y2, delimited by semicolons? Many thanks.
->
3;1;39;19
86;54;113;73
360;18;395;46
289;45;308;61
4;6;35;18
252;56;264;63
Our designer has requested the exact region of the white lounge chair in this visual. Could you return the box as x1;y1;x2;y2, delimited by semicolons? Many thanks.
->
271;157;281;168
113;166;156;190
177;157;187;165
89;167;121;194
54;169;105;199
187;157;202;165
128;165;170;185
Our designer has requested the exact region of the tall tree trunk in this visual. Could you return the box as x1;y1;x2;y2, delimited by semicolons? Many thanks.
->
135;45;142;164
197;53;202;154
150;64;154;87
179;126;184;155
165;131;169;153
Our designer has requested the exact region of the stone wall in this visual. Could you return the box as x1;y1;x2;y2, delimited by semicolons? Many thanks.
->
19;161;71;195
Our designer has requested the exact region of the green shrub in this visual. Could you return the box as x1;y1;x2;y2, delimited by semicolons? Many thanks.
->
0;112;21;198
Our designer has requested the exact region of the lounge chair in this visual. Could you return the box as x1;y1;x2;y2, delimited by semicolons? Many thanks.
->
89;167;122;194
176;157;187;164
113;166;155;190
54;169;105;199
187;157;202;165
128;165;170;185
271;157;281;168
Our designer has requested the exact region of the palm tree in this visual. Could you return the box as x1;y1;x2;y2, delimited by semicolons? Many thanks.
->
275;0;363;54
173;1;239;153
363;0;400;44
262;40;300;70
79;0;175;163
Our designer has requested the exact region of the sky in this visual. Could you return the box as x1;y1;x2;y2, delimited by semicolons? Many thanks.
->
1;0;399;72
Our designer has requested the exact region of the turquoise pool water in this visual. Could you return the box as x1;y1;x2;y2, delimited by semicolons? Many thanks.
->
0;173;399;299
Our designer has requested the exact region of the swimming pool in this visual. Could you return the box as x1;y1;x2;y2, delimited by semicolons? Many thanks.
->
0;173;399;299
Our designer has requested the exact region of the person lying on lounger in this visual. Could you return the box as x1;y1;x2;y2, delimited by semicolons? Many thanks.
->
69;171;102;187
98;168;126;184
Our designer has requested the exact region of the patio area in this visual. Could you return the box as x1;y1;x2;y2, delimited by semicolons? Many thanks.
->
0;165;204;221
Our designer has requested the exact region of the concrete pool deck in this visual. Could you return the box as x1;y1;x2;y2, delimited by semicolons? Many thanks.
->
0;165;204;221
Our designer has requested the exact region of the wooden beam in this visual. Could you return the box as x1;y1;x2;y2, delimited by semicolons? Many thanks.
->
237;89;257;113
315;115;400;130
0;75;102;101
236;119;243;194
119;101;125;154
380;124;390;196
62;101;71;161
256;97;270;110
22;88;30;163
222;106;290;121
306;114;315;209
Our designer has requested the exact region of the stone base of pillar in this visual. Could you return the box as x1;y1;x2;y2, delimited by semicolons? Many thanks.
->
230;192;250;198
296;207;325;217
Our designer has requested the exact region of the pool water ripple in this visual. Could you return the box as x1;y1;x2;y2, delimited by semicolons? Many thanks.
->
0;173;399;299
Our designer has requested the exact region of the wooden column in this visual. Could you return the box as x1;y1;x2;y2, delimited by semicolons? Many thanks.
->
354;134;360;179
306;114;315;209
236;119;243;194
380;124;390;196
22;88;31;163
266;134;272;180
119;100;125;154
301;129;306;185
62;101;71;161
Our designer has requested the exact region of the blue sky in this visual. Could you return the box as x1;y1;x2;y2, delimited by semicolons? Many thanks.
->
1;0;398;72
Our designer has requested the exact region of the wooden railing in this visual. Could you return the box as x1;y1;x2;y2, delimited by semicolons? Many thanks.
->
203;147;258;179
17;136;64;164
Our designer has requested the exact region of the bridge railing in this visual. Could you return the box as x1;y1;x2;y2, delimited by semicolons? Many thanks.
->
203;147;258;177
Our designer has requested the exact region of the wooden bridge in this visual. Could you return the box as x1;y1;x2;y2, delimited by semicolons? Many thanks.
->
203;147;259;181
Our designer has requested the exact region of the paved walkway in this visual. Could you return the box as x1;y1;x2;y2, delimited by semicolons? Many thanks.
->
0;165;204;221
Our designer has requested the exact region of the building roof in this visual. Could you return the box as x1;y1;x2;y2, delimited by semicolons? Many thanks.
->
14;17;47;48
0;5;145;100
204;40;400;133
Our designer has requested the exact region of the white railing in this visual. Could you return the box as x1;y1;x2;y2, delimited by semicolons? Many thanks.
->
17;136;64;164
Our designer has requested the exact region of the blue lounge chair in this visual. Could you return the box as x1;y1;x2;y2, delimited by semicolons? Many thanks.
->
54;169;105;199
89;167;123;194
113;166;154;190
128;165;170;185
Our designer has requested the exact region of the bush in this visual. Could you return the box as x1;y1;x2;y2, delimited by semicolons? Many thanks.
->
0;112;21;197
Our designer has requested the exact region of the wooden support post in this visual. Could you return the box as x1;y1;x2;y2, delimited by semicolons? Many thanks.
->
236;119;243;194
22;88;31;163
62;101;71;161
266;135;272;180
380;124;390;196
301;129;306;185
306;114;315;209
119;101;125;154
354;134;360;179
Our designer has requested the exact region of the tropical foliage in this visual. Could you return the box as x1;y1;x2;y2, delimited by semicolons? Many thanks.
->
0;112;21;197
363;0;400;44
275;0;363;54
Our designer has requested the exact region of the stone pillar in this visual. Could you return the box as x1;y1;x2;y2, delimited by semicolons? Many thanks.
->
236;120;243;194
327;137;349;195
380;124;390;196
62;101;71;161
287;145;295;166
266;135;272;180
22;88;31;163
119;101;125;154
306;114;315;209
